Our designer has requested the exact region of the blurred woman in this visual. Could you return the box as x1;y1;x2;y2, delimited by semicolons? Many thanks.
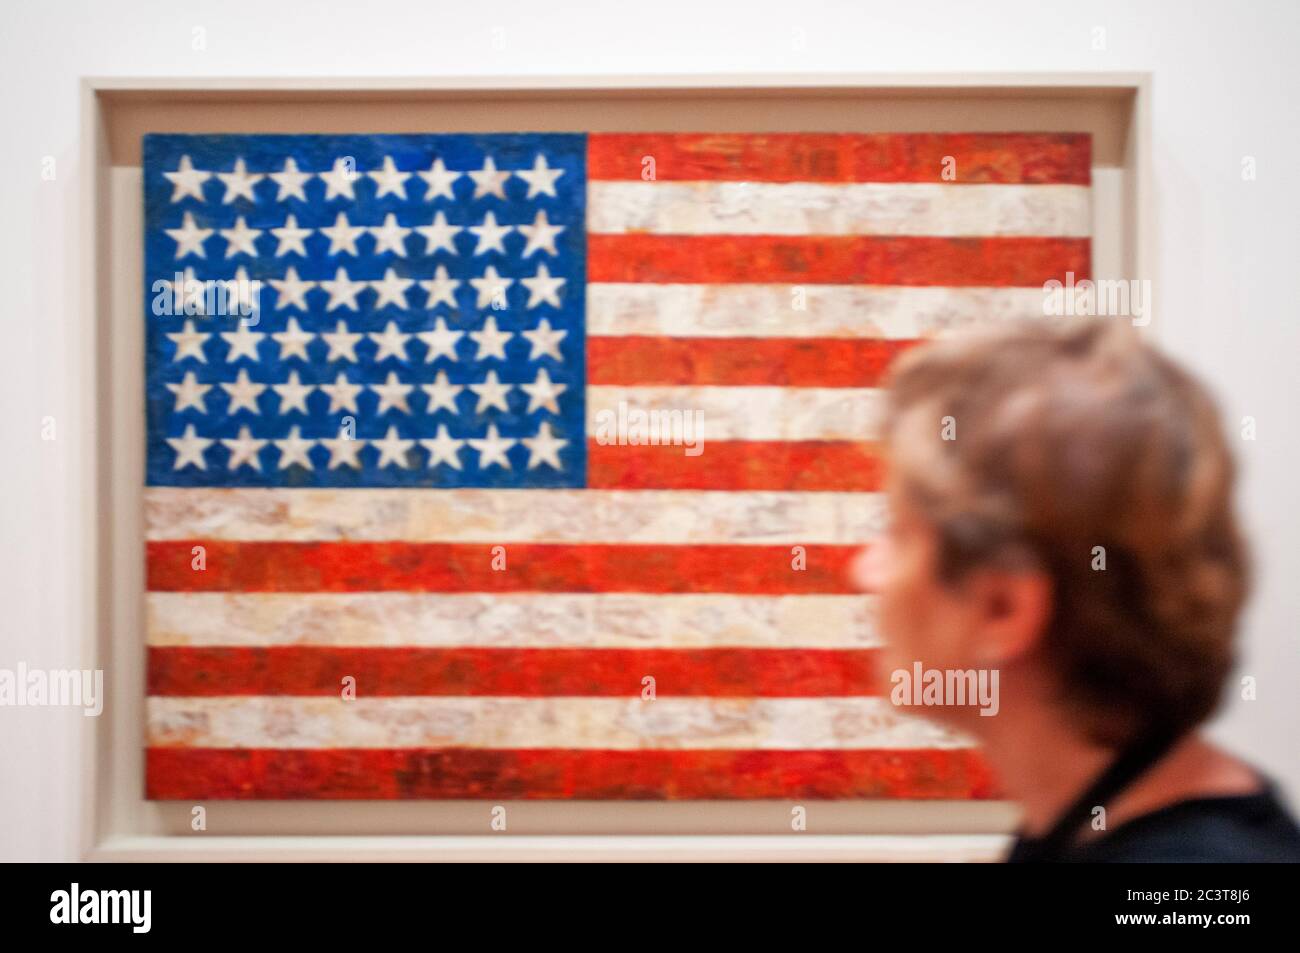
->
853;319;1300;862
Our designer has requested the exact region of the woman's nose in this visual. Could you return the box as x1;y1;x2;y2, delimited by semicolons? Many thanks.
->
850;539;888;594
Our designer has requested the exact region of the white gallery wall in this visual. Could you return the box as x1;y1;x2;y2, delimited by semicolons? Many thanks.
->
0;0;1296;861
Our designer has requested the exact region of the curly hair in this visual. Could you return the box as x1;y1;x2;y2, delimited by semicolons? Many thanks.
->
884;318;1248;746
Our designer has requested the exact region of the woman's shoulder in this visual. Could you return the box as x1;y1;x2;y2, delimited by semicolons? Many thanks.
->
1061;782;1300;863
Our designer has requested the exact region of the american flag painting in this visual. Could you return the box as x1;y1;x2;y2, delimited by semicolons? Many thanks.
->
142;132;1090;799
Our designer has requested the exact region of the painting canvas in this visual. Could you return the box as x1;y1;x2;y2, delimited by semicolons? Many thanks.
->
142;131;1091;799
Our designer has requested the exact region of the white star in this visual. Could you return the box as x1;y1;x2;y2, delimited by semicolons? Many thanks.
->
220;323;266;363
269;157;312;202
275;425;316;470
223;266;262;318
167;320;210;362
321;320;363;363
369;268;414;310
320;372;364;413
469;265;513;310
517;209;565;257
165;371;211;413
468;315;513;361
521;318;567;361
222;425;268;471
319;157;358;200
468;423;516;470
468;156;511;199
158;267;207;316
272;370;315;414
268;266;316;310
420;265;461;310
223;267;263;318
369;213;412;257
468;211;513;255
521;263;565;309
519;367;568;414
163;155;211;203
321;267;365;311
416;211;462;255
321;211;366;256
522;421;568;470
368;321;412;362
370;371;414;415
167;424;213;470
419;157;462;200
515;153;565;198
216;157;263;204
368;156;411;199
418;318;463;362
166;211;213;259
220;367;267;413
271;214;312;257
420;370;463;413
272;316;315;361
372;425;415;468
469;369;513;413
220;216;262;257
321;430;366;470
420;424;465;470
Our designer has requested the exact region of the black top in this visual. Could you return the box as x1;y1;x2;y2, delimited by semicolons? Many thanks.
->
1006;781;1300;862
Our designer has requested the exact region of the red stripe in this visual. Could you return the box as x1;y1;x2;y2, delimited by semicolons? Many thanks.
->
146;747;997;799
588;439;885;491
147;646;880;697
146;541;859;594
588;132;1090;185
588;337;918;387
588;235;1089;286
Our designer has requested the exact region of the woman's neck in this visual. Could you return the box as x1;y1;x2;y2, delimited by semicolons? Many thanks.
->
978;706;1262;839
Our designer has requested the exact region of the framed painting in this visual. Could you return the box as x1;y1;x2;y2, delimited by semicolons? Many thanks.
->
79;73;1151;859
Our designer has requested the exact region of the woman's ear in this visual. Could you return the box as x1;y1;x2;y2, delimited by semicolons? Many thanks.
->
966;568;1053;664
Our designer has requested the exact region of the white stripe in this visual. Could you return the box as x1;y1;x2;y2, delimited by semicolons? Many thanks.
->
146;696;971;750
588;385;885;442
144;487;887;544
589;181;1091;237
588;284;1054;339
146;592;880;648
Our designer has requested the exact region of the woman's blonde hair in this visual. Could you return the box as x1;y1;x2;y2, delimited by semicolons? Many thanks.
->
885;318;1248;745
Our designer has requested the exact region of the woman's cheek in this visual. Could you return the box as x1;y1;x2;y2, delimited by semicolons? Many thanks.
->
877;550;941;658
879;586;920;655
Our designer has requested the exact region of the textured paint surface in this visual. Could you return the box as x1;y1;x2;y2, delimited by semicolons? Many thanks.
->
588;181;1091;236
586;440;887;491
147;747;998;799
587;284;1060;338
146;697;969;749
148;646;881;696
147;541;859;594
144;131;1090;800
588;337;918;387
589;234;1090;286
587;132;1090;184
145;487;889;543
143;133;588;489
587;384;886;441
146;592;881;649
